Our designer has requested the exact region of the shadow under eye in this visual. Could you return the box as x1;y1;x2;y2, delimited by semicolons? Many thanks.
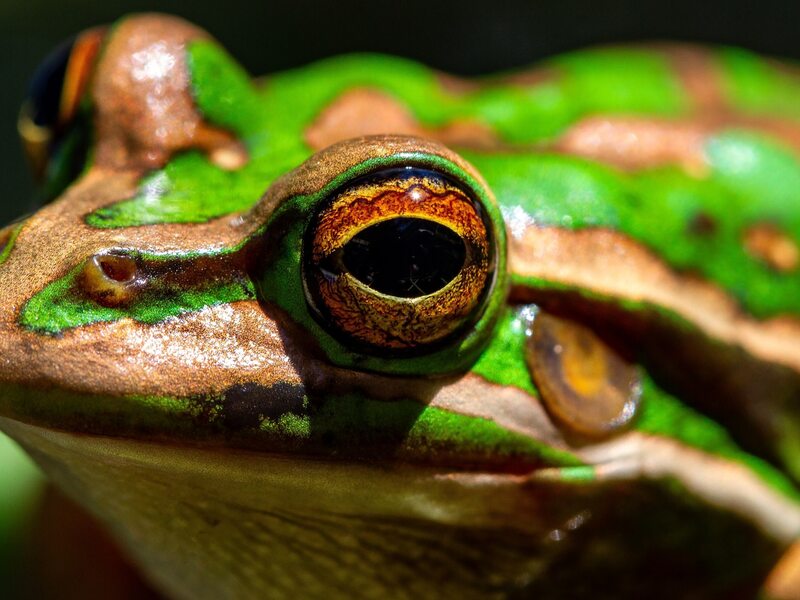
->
339;217;466;298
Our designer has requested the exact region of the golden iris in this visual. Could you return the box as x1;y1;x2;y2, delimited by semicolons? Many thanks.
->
304;167;496;353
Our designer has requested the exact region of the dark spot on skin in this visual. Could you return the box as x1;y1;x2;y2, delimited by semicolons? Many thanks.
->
220;382;307;431
688;212;717;237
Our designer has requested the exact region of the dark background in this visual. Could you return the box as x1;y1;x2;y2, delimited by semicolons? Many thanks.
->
2;0;800;225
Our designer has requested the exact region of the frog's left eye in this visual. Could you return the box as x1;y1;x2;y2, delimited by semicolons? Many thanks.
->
18;27;105;182
303;166;497;353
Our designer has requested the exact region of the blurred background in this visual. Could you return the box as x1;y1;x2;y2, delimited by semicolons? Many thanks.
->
2;0;800;224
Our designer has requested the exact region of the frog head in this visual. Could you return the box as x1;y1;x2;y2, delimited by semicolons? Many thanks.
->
3;13;800;599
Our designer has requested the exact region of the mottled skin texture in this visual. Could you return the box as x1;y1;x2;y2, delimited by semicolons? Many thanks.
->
2;12;800;600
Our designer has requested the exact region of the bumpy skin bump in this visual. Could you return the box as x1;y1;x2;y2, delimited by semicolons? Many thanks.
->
92;14;245;171
2;13;800;600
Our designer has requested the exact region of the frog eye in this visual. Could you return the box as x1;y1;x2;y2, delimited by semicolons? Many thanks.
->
18;27;105;182
303;166;497;353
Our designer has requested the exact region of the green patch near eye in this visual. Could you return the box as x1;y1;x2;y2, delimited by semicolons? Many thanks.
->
19;263;255;334
84;151;304;228
288;393;583;469
472;307;539;396
469;153;627;230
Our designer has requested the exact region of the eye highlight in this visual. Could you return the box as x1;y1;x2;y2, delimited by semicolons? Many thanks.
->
304;167;496;352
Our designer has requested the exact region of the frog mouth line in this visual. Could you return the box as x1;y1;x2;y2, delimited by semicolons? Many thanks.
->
3;414;800;547
0;378;567;477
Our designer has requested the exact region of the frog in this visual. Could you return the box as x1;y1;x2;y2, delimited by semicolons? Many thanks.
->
1;11;800;600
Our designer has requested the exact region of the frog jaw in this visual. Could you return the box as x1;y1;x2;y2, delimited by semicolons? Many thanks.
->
2;407;799;600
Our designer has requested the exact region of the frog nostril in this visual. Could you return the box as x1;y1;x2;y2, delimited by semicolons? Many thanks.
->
97;254;137;283
82;253;138;306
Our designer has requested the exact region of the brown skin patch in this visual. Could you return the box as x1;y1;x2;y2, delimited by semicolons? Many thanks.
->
687;212;718;237
91;14;246;172
743;223;800;272
556;112;800;173
555;116;711;174
304;88;501;152
526;312;641;438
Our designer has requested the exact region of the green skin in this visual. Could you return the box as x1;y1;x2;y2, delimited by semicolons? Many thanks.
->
2;21;800;598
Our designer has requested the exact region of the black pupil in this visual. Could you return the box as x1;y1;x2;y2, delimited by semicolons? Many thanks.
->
341;217;466;298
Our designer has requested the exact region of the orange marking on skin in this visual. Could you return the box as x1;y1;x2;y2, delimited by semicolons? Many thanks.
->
59;27;106;127
744;223;800;272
